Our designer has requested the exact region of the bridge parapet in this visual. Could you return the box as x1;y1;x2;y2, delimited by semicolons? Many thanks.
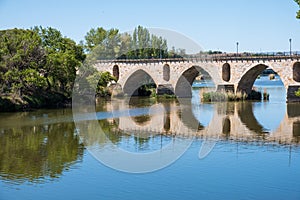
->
95;53;300;64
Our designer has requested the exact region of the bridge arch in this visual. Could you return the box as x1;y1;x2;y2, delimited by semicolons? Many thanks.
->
175;65;216;98
122;69;157;96
237;63;289;95
237;64;272;94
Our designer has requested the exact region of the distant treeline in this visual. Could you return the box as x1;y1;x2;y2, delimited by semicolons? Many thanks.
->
84;25;186;60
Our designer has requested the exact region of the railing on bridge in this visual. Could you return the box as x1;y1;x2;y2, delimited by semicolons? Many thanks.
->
95;51;300;63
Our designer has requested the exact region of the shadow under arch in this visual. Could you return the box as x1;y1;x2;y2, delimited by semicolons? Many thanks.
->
175;66;215;98
123;69;157;96
237;102;266;134
237;64;269;94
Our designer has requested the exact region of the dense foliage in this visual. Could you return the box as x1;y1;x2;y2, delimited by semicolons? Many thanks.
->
295;0;300;19
295;88;300;97
0;27;85;110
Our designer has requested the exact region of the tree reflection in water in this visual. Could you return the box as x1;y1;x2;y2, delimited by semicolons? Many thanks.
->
0;122;84;184
1;98;300;183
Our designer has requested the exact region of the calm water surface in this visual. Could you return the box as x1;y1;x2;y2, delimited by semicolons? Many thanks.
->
1;76;300;200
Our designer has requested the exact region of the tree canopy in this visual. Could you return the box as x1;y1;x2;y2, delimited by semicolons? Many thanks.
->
0;27;85;110
296;0;300;19
82;25;181;60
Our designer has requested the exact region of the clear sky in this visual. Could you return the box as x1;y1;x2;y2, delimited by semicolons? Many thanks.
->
1;0;300;53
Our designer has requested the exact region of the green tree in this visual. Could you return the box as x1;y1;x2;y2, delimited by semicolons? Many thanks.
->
84;27;107;52
295;88;300;97
84;27;121;59
33;26;85;96
295;0;300;19
119;32;132;58
0;29;47;97
86;71;116;96
0;27;85;110
84;25;170;60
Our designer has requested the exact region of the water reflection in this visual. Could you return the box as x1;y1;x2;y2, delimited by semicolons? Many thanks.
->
93;98;300;151
288;104;300;142
237;102;266;134
1;97;300;182
0;110;84;184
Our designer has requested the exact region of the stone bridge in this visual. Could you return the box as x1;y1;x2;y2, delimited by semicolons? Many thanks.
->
94;55;300;102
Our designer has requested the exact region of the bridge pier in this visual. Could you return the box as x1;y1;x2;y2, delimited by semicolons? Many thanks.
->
156;84;174;96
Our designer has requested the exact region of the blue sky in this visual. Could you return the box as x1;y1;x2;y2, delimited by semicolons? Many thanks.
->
1;0;300;53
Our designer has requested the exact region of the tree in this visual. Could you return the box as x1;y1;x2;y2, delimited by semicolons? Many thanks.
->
83;25;170;60
295;88;300;97
119;32;132;58
86;71;116;96
33;26;86;96
84;27;107;52
0;29;47;96
295;0;300;19
0;27;85;109
84;27;121;59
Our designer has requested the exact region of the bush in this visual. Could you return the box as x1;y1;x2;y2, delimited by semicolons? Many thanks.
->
202;90;263;102
202;91;227;102
295;88;300;97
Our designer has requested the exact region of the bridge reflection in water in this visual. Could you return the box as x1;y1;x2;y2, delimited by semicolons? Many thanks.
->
1;98;300;183
96;98;300;147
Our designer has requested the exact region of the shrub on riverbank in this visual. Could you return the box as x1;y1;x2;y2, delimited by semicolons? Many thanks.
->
0;91;70;112
295;88;300;97
201;90;267;102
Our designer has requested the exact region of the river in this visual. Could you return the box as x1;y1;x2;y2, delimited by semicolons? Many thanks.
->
0;75;300;199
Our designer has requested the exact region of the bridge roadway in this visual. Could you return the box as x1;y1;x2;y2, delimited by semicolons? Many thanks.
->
94;54;300;102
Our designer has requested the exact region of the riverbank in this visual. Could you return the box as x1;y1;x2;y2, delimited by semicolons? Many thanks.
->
0;92;71;112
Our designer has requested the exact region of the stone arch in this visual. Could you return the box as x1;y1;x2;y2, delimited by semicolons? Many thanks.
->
175;66;215;98
237;64;269;94
123;69;157;96
293;62;300;82
163;64;170;81
222;63;230;82
113;65;119;81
